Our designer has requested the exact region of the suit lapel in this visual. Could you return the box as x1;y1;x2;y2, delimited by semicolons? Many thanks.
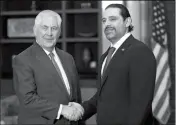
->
101;45;125;84
32;43;70;100
99;35;134;93
99;48;109;82
97;50;109;88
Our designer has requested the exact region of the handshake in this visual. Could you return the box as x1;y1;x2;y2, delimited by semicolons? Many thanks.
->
61;102;84;121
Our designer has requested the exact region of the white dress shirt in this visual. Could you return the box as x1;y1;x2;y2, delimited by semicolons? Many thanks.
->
101;33;131;76
43;47;70;119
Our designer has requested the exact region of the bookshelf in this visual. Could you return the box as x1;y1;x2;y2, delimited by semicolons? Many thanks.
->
0;1;102;79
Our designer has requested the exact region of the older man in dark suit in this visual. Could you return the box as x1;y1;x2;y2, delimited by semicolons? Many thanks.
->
12;10;83;124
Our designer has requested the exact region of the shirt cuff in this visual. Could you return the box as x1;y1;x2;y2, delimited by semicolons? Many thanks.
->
56;104;63;119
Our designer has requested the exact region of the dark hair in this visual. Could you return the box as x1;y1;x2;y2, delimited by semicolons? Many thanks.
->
105;4;134;32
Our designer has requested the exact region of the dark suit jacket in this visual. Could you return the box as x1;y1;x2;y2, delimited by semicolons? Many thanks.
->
82;35;157;125
12;42;81;124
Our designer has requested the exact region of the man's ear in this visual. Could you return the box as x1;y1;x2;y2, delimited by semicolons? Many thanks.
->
58;27;61;36
125;17;132;28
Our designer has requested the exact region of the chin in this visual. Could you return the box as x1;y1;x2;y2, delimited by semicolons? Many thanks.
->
45;40;56;44
106;36;114;41
106;33;114;38
43;43;54;49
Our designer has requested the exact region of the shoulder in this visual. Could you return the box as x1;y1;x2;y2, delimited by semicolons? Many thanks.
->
13;44;34;64
126;38;156;63
129;38;154;56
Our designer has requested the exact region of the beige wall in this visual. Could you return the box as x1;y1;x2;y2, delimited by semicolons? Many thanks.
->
126;1;141;41
126;1;152;44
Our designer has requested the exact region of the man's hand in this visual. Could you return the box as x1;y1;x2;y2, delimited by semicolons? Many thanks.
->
61;104;83;121
68;102;84;116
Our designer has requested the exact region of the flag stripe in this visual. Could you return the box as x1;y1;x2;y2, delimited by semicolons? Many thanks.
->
153;86;167;115
155;92;170;124
154;62;168;96
155;48;165;67
152;42;162;59
152;68;169;110
161;104;171;123
157;92;170;120
151;38;156;50
153;44;165;66
155;50;168;82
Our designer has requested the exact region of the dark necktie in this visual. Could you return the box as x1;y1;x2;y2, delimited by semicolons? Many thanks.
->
103;47;116;75
48;52;69;94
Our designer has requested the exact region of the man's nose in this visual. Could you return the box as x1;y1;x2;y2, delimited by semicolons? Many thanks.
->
47;28;52;36
104;23;111;31
103;21;110;29
105;20;111;26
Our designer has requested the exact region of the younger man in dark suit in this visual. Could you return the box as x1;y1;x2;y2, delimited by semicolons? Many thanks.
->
69;4;159;125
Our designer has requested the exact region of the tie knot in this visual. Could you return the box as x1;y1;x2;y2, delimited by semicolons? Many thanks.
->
108;47;115;54
49;52;54;59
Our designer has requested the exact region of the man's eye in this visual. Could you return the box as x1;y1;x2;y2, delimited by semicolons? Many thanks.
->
52;27;57;30
42;26;48;30
110;18;116;21
102;19;106;24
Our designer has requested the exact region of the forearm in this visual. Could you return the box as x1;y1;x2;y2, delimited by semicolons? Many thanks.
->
81;92;98;121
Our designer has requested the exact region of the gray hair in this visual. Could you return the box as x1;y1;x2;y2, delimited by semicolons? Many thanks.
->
34;10;62;26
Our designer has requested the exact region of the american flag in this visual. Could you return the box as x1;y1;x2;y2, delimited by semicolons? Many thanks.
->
151;1;171;124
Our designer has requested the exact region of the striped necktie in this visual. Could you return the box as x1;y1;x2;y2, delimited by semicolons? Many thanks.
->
48;52;70;95
103;47;116;75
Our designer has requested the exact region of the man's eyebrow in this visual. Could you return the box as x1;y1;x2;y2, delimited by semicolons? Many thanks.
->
40;25;58;28
109;16;117;18
40;24;47;27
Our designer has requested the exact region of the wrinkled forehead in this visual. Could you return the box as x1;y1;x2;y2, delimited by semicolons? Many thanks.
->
41;15;58;26
103;8;121;18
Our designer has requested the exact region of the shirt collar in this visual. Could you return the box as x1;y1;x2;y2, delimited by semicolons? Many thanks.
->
35;40;57;56
43;47;57;56
110;32;131;49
